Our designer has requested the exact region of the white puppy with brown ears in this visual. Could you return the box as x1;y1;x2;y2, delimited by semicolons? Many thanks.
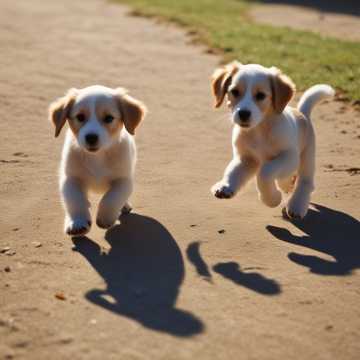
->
49;85;146;236
211;62;334;219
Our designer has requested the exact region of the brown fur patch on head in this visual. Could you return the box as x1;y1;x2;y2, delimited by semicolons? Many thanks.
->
93;96;123;138
250;79;273;117
48;88;78;137
115;88;147;135
106;118;123;137
67;111;86;137
270;67;296;113
100;110;123;138
211;61;241;108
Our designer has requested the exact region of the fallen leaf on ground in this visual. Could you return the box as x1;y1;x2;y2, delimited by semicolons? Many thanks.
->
55;292;66;301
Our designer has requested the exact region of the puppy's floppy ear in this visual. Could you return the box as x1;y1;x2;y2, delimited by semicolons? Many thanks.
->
270;67;296;113
48;88;78;137
115;88;147;135
211;61;241;108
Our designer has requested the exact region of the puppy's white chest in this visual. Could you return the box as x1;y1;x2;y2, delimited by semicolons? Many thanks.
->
238;132;278;162
85;157;110;179
62;132;134;194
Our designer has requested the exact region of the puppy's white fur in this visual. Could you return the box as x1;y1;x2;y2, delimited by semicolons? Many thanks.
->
211;62;334;219
49;85;146;235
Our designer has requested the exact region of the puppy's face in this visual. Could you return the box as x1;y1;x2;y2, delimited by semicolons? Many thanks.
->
211;62;295;130
49;86;146;153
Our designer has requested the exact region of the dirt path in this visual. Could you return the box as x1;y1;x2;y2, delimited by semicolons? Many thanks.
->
1;0;360;359
251;3;360;42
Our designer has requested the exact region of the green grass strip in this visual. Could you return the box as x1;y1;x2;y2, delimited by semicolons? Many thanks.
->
115;0;360;101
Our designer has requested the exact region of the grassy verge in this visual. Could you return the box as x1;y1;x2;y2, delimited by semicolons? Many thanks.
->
115;0;360;101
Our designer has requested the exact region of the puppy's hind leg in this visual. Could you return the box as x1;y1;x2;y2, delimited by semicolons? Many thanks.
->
257;150;299;208
286;137;315;219
96;179;133;229
61;177;91;236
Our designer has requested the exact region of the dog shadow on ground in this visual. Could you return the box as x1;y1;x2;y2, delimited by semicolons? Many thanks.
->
186;241;281;295
72;213;204;337
267;203;360;276
212;262;281;295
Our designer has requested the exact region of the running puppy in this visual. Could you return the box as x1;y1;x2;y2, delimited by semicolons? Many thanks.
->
49;85;146;235
211;62;334;219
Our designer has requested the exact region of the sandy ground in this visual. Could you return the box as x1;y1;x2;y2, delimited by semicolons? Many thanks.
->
251;3;360;41
1;0;360;359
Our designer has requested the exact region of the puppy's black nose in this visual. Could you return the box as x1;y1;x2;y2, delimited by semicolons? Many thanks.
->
85;133;98;146
238;109;251;122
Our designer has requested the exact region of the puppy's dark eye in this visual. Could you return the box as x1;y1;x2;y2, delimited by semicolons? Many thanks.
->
76;113;86;123
255;92;266;101
230;88;240;98
104;115;114;124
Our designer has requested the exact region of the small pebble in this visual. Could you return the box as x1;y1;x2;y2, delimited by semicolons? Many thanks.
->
218;229;226;234
190;224;197;227
4;266;11;272
59;337;73;344
5;250;16;256
32;241;42;248
14;340;30;348
90;319;97;325
1;247;11;253
13;152;28;157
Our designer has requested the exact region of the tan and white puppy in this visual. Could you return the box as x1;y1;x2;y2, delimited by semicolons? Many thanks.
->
49;85;146;236
211;62;334;219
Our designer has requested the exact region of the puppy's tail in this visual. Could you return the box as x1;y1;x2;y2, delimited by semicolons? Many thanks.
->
297;84;335;119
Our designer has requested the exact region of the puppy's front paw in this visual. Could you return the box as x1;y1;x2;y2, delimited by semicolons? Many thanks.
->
211;182;234;199
285;198;309;220
65;218;91;236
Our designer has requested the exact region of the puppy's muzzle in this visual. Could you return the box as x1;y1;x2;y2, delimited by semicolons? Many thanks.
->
85;133;99;151
237;109;251;127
